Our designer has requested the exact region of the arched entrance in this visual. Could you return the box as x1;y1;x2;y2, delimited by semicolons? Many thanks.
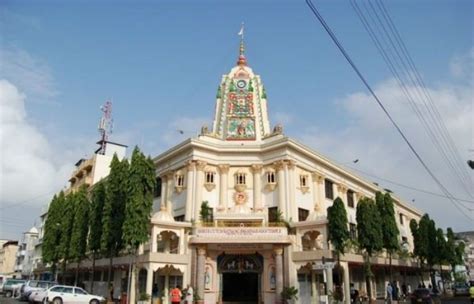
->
217;254;263;303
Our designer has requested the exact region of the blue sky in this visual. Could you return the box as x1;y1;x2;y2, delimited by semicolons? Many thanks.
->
1;0;473;239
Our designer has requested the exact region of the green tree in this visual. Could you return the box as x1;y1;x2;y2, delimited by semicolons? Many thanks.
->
375;192;399;281
42;192;66;279
101;154;129;288
88;181;106;293
122;147;156;300
327;197;349;291
70;185;90;286
200;201;213;223
59;191;77;283
356;197;383;300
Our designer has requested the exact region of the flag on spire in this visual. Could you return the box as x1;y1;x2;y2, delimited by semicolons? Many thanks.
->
238;23;244;37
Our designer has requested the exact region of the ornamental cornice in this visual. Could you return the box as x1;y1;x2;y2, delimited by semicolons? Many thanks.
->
311;172;324;183
287;160;296;170
250;164;263;173
217;164;230;174
186;160;196;171
273;160;287;171
196;161;208;171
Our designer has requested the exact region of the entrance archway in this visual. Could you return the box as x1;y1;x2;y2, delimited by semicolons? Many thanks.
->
217;254;263;303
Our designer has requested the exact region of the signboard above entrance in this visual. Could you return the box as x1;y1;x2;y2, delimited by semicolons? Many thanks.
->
312;262;335;270
195;227;287;238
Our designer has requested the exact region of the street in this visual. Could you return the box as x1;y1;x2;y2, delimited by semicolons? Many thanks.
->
1;295;472;304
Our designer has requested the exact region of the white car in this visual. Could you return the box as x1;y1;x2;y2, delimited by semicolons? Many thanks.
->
29;288;48;303
44;285;106;304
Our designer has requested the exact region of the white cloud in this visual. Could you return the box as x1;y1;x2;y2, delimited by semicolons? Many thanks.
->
298;67;474;231
161;116;210;146
449;47;474;79
0;80;71;206
0;47;59;101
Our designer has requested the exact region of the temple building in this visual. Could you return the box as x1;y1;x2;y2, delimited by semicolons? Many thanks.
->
140;38;424;304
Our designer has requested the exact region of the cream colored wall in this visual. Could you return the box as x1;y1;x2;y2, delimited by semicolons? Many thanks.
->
0;245;18;274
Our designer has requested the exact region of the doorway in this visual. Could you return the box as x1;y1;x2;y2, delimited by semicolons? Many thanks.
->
222;272;258;302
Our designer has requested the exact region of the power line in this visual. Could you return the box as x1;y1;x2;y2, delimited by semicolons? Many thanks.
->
304;0;473;222
344;164;474;205
367;0;474;198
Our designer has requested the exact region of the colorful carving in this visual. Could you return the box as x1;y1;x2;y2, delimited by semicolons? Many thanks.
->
227;117;255;139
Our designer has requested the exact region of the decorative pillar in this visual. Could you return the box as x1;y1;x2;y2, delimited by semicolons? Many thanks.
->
326;266;334;304
129;267;136;304
274;161;287;216
196;246;206;304
166;172;174;214
217;164;230;212
318;174;326;215
311;271;319;304
337;183;348;203
194;161;207;221
146;267;154;301
312;173;324;213
160;175;168;211
287;160;297;221
341;262;351;304
163;274;169;304
274;246;284;304
185;161;195;221
250;164;263;212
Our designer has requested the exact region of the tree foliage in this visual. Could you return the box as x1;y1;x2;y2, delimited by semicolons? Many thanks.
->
375;192;399;253
356;197;383;256
123;147;156;251
88;181;106;254
43;192;65;266
70;186;90;262
59;192;76;263
101;154;129;257
327;197;349;255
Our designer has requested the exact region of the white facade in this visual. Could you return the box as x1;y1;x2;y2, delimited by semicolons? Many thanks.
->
15;227;39;278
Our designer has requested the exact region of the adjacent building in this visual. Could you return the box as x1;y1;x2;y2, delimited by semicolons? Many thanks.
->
0;241;19;276
455;231;474;282
14;227;39;278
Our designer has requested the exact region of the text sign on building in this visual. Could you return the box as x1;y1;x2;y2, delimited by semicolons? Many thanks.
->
195;227;287;238
312;262;335;270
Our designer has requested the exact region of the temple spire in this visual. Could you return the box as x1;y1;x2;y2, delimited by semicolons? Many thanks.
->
237;22;247;66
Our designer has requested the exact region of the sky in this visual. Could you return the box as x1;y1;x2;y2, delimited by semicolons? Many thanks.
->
0;0;473;240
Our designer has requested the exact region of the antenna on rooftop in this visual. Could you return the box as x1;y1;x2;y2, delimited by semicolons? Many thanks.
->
98;100;113;155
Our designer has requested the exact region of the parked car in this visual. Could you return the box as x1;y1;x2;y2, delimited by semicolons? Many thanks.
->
0;275;12;293
453;283;470;296
410;288;440;304
29;288;47;304
2;278;26;297
44;285;106;304
20;280;57;301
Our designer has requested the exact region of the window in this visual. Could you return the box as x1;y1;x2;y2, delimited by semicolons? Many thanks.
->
235;172;246;185
175;173;184;187
50;287;63;292
75;288;88;295
325;179;334;199
401;236;408;243
205;171;215;184
62;287;73;294
300;175;308;187
268;207;279;223
349;223;357;239
399;213;404;225
174;215;185;222
298;208;309;222
154;177;162;197
347;190;354;208
266;171;276;184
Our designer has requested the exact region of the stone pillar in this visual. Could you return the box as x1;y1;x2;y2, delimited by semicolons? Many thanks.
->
313;173;324;213
163;274;169;304
217;164;230;212
129;267;136;304
311;271;319;304
196;246;206;304
287;160;297;221
318;174;326;215
185;161;195;221
146;267;154;301
341;262;351;304
326;266;334;304
166;172;174;213
274;246;284;304
194;161;207;221
274;161;287;216
250;164;263;212
160;175;168;211
337;183;348;203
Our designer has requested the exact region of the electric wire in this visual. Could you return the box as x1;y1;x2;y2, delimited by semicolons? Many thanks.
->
304;0;473;222
375;0;473;194
367;0;474;198
350;0;474;208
